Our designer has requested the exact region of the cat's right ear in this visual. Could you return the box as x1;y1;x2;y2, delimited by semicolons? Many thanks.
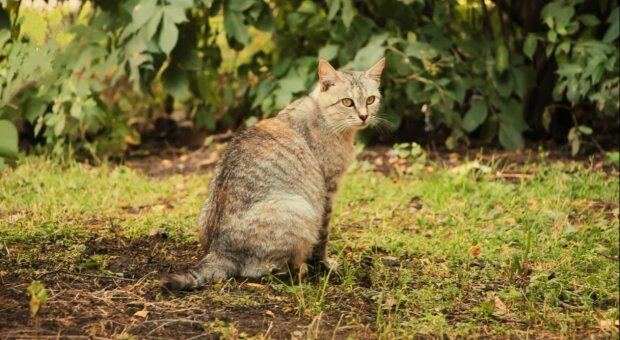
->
318;59;340;92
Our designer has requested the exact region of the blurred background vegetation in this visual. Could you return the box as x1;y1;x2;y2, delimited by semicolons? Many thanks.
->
0;0;618;164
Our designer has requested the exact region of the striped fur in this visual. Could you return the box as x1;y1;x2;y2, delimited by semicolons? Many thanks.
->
161;58;386;290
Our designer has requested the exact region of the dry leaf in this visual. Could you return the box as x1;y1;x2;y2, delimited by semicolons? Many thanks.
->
246;283;265;289
383;296;398;308
124;134;140;146
264;310;276;318
493;296;508;313
133;310;149;318
470;246;482;257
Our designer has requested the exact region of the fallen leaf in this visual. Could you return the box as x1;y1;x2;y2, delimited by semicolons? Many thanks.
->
161;159;173;168
493;295;508;313
133;310;149;318
470;246;482;257
383;296;398;308
264;310;276;318
246;283;265;289
124;134;140;146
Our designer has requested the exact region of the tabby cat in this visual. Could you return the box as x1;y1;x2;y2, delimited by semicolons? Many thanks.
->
161;57;386;290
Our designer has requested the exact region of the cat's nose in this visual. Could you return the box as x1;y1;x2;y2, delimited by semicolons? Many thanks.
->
359;114;368;122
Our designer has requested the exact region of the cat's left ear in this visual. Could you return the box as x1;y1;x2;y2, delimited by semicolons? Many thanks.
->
318;59;341;91
365;57;386;82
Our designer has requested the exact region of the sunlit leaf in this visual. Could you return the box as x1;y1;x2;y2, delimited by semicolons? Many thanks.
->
159;16;179;55
0;120;18;160
342;0;354;29
523;34;537;59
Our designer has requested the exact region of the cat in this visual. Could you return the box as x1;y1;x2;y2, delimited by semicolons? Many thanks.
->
161;57;386;290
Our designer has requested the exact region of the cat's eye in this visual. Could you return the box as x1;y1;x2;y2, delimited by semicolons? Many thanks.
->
341;98;354;107
366;96;376;105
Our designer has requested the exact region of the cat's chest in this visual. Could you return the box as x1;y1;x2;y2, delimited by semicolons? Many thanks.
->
316;142;355;189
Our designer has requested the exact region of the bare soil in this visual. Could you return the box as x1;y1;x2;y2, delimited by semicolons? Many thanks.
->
0;233;381;339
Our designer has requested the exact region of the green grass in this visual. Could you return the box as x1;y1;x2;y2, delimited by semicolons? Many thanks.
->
0;153;618;338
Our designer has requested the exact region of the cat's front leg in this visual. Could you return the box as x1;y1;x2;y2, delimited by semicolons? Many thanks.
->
310;199;339;272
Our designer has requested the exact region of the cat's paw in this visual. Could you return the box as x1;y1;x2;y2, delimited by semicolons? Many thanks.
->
319;257;339;273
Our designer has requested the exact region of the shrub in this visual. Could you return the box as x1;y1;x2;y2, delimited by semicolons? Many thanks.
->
0;0;617;164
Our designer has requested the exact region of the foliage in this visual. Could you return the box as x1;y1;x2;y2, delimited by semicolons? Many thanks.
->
0;0;618;161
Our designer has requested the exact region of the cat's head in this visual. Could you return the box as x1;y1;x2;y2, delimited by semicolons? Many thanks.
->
314;57;385;132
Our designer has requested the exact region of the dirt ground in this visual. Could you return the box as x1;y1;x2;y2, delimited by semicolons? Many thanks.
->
1;234;380;339
0;144;617;339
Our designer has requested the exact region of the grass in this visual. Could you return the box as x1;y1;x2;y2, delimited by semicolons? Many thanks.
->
0;150;618;338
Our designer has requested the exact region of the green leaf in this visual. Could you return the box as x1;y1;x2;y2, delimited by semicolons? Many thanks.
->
319;44;340;61
164;5;188;24
603;7;619;43
405;41;438;60
0;120;18;160
168;0;194;9
162;64;189;99
27;281;48;318
606;151;620;167
554;6;575;29
0;29;10;48
328;0;341;20
342;0;354;29
159;16;179;55
54;115;66;137
578;14;600;26
462;100;488;133
523;34;537;59
568;127;580;156
493;71;513;98
578;125;593;135
499;123;524;150
228;0;255;12
223;8;249;45
254;3;275;32
496;98;529;132
24;98;48;123
495;44;509;73
132;0;158;30
279;77;306;93
353;45;386;69
143;8;163;41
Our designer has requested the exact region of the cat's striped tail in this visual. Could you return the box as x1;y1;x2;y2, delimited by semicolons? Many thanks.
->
160;253;232;291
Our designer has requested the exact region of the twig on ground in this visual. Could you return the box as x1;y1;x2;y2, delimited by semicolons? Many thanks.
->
35;270;137;282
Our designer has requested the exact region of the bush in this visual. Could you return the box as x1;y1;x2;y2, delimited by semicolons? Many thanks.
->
0;0;618;164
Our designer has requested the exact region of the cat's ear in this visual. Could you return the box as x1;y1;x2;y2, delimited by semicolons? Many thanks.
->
365;57;386;82
318;59;340;91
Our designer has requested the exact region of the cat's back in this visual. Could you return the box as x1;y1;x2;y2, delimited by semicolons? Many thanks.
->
198;111;325;249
